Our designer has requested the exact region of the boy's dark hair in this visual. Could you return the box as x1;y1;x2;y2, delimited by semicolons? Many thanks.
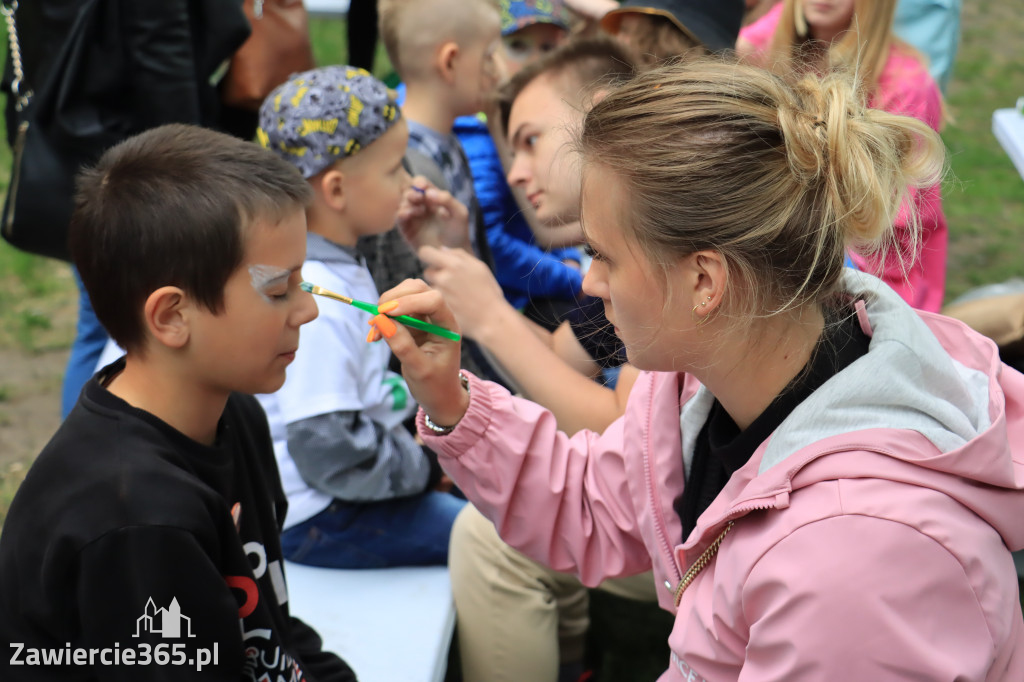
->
69;123;313;353
497;36;637;137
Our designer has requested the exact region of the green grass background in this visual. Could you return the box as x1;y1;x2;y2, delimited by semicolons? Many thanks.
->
0;5;1022;680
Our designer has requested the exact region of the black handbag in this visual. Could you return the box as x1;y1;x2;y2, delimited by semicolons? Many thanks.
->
1;0;120;262
3;109;82;262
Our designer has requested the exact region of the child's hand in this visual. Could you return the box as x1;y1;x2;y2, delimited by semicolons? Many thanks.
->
397;177;471;251
419;245;509;340
375;279;468;427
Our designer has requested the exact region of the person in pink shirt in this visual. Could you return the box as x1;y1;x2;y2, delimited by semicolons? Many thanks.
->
737;0;948;312
370;58;1024;681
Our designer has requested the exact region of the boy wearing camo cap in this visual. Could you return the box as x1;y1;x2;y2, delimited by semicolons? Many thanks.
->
256;66;467;569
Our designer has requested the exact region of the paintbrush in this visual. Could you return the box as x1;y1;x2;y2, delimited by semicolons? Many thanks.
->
300;281;461;342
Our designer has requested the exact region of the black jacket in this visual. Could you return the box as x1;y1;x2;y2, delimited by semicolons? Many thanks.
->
4;0;254;148
0;360;357;681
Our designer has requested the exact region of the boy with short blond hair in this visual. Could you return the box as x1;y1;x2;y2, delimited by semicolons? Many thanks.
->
256;66;466;569
368;0;502;283
0;124;355;680
359;0;514;391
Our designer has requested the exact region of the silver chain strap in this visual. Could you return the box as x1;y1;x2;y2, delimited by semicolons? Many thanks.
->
1;0;31;111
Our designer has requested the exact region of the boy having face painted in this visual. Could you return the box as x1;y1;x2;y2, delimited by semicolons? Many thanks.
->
0;124;357;680
255;66;467;570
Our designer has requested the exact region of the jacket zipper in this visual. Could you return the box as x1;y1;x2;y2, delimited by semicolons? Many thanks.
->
3;120;28;239
646;390;682;588
667;444;867;606
673;521;733;606
671;498;778;607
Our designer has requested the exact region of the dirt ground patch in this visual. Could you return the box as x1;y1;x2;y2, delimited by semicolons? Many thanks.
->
0;347;67;468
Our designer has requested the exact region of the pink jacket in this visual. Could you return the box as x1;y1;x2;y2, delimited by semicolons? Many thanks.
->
740;3;948;312
422;271;1024;681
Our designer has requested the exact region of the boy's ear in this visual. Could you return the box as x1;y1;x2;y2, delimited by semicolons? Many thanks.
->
318;167;347;212
438;41;460;84
143;286;190;350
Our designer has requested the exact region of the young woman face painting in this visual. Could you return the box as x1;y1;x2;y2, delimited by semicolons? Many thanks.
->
579;163;706;373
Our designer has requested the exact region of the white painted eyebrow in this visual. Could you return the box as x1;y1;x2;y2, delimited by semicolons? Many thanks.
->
249;265;291;296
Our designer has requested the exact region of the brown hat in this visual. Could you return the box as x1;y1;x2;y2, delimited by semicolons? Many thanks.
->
601;0;744;53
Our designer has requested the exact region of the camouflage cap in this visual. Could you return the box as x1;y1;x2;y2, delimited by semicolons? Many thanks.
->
257;65;402;178
500;0;570;36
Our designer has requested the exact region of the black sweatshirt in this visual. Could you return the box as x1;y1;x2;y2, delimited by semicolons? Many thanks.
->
0;359;356;681
678;312;872;541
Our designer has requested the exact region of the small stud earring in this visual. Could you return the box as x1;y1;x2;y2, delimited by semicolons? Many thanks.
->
691;296;714;328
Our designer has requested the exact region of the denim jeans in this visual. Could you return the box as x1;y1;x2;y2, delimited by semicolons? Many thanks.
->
62;269;110;418
280;491;467;569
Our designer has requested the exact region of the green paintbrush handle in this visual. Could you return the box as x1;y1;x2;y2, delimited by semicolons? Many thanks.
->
349;299;462;342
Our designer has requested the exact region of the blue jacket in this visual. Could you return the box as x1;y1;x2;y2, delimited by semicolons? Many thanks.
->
454;114;582;309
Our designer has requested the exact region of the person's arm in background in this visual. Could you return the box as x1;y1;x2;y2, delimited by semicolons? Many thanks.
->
893;0;962;94
486;196;584;305
419;245;637;435
735;0;782;60
551;244;583;268
121;1;206;127
287;410;433;501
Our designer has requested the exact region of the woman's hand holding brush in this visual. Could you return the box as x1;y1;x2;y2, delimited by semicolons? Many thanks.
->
375;279;469;429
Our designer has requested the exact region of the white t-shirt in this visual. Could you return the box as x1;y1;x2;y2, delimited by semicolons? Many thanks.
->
257;236;418;528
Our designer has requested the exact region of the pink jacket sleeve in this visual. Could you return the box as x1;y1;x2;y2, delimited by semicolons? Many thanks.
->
872;46;944;132
738;515;994;680
418;373;652;586
738;2;782;55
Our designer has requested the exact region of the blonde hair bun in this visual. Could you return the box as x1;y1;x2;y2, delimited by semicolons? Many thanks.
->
778;69;944;251
578;57;945;320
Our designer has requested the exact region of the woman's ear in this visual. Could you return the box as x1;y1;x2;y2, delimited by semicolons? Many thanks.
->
143;286;190;350
438;41;459;85
590;87;611;107
686;250;727;312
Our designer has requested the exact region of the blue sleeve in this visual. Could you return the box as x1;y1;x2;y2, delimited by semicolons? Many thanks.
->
550;245;582;263
487;207;584;307
458;116;510;236
456;117;583;306
893;0;961;92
